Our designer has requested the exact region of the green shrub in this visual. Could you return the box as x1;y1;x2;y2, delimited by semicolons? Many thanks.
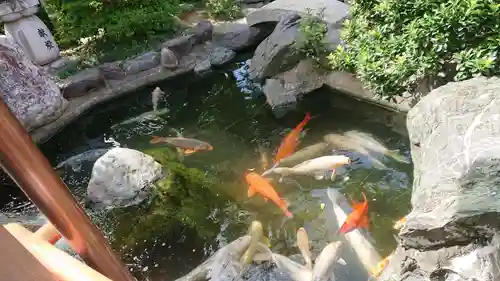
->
293;8;328;66
328;0;500;100
44;0;182;52
206;0;243;20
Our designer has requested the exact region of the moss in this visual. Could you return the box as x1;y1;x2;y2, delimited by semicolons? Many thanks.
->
103;145;245;252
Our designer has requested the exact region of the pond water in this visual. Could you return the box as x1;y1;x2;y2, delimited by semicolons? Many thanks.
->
0;58;412;281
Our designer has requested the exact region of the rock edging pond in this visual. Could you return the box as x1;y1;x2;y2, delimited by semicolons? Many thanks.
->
380;76;500;281
30;18;273;143
23;0;418;144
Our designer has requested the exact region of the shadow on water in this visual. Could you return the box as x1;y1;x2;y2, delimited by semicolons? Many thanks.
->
0;58;413;281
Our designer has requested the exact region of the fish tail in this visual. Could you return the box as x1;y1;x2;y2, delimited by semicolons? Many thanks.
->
361;192;367;202
304;112;312;123
282;199;290;209
297;112;312;129
150;136;162;144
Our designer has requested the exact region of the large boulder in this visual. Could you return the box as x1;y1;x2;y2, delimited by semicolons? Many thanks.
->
0;42;68;131
248;9;345;81
86;147;165;210
380;76;500;281
212;19;272;51
248;13;303;81
246;0;349;27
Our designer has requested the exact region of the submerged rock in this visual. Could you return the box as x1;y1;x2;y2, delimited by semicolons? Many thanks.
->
86;147;165;210
0;42;68;131
379;76;500;281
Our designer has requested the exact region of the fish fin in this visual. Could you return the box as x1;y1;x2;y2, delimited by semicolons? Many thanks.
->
176;148;185;162
314;172;325;180
150;136;162;144
282;199;290;209
359;214;370;230
339;222;351;234
303;112;312;124
263;197;268;202
253;252;272;262
284;211;293;218
393;217;406;230
247;186;256;197
261;236;271;247
371;159;388;170
183;149;197;155
330;169;337;181
388;150;411;163
337;258;347;266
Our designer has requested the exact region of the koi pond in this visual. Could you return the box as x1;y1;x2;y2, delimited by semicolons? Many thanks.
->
0;59;412;281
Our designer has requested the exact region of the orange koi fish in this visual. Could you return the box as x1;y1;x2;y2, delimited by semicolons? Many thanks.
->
244;172;293;217
339;192;369;234
151;136;213;155
274;113;312;164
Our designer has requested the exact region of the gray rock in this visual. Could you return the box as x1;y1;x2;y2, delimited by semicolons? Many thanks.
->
246;0;349;27
123;51;161;75
275;59;325;93
160;47;179;69
249;13;303;80
238;0;265;4
59;68;105;98
98;61;126;80
262;78;298;117
262;60;325;112
208;46;236;66
213;19;270;51
403;76;500;249
162;35;196;58
379;76;500;281
194;60;212;74
86;147;165;210
189;20;213;44
0;42;68;131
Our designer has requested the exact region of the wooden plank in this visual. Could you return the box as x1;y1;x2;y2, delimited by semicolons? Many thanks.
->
0;226;56;281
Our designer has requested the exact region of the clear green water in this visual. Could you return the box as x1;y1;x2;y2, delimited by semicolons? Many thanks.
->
1;59;412;280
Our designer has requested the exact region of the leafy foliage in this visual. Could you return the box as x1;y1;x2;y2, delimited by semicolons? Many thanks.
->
293;8;329;66
44;0;183;56
328;0;500;100
205;0;243;20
